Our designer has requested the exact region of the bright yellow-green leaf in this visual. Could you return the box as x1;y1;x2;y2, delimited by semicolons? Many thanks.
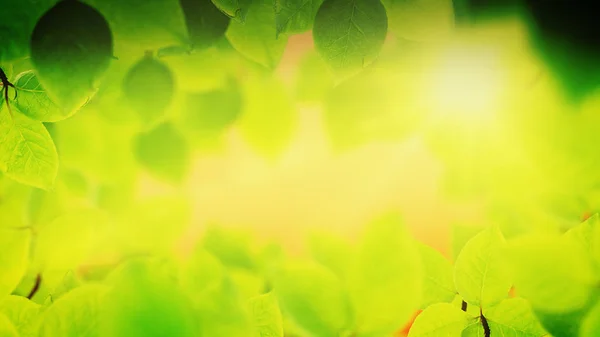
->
12;71;75;122
505;233;598;313
0;228;31;296
484;298;548;337
417;242;456;309
0;313;18;337
348;213;422;336
407;303;473;337
202;226;257;270
226;0;289;69
581;300;600;337
308;231;355;280
181;247;225;300
273;260;353;337
0;295;41;337
454;226;512;309
38;285;108;337
0;111;58;190
249;292;284;337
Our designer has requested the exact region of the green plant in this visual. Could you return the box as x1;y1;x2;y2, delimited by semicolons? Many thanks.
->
2;0;600;336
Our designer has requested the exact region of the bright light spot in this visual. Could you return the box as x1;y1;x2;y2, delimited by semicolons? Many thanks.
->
427;45;504;122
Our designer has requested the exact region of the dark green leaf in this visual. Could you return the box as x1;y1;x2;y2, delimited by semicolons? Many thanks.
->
179;0;230;49
313;0;388;77
275;0;323;36
211;0;252;22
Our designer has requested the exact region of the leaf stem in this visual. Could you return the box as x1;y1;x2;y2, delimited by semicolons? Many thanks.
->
27;274;42;300
461;300;468;312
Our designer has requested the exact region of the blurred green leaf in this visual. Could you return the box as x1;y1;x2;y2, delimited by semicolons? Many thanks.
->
202;226;257;270
0;111;58;190
133;122;191;183
0;313;19;337
100;258;197;337
383;0;454;42
0;228;31;296
348;213;422;336
249;292;284;337
417;242;456;309
0;295;41;337
581;300;600;337
308;231;355;280
38;285;108;337
294;50;334;102
226;0;288;69
505;233;598;313
273;260;353;337
408;303;473;337
454;226;511;309
312;0;388;77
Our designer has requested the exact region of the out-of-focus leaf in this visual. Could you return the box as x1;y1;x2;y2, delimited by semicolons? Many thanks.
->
383;0;454;42
273;260;353;337
451;224;483;262
211;0;252;22
348;213;422;336
179;0;230;49
581;300;600;337
454;226;512;309
133;122;191;183
38;285;108;337
0;295;41;337
0;228;31;296
308;231;355;280
505;233;598;313
202;226;257;270
0;313;19;337
294;50;334;102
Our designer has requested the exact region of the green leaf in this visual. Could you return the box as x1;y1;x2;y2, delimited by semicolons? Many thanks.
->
211;0;252;22
225;0;289;69
179;0;230;49
407;303;473;337
451;224;484;262
581;300;600;337
308;231;355;280
0;313;18;337
249;292;284;337
454;226;512;309
0;111;58;190
181;247;225;299
0;295;41;337
12;71;75;122
202;226;257;270
483;298;548;337
505;233;598;313
273;260;353;337
0;228;31;296
38;285;108;337
133;122;191;183
312;0;388;77
194;275;252;337
275;0;323;36
417;242;456;309
237;73;297;159
348;213;422;335
100;259;198;337
383;0;454;42
178;78;243;138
